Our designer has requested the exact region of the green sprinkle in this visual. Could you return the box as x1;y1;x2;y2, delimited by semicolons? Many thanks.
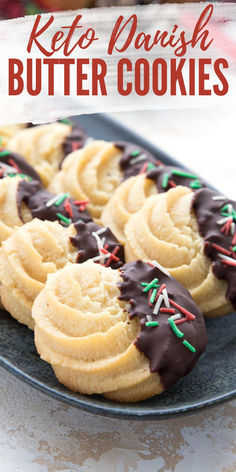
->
220;211;230;217
8;173;32;180
0;150;10;157
131;149;140;157
221;210;236;221
190;179;202;190
168;318;184;338
172;169;197;179
141;278;159;292
56;213;71;225
150;288;157;304
183;340;196;353
162;173;169;189
147;163;156;171
60;118;73;126
146;321;159;327
54;193;70;207
221;204;232;213
232;246;236;252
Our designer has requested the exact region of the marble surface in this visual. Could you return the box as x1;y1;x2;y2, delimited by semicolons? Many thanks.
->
0;107;235;471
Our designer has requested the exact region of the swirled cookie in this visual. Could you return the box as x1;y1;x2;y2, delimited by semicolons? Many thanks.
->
125;186;235;317
0;124;27;148
32;259;206;402
49;140;158;221
101;166;207;244
0;219;125;329
0;177;25;243
101;174;157;244
8;121;87;186
0;219;77;329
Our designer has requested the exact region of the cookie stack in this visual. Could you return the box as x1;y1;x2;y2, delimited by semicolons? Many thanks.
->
0;118;234;402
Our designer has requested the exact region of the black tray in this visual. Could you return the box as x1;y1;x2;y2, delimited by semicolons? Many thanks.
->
0;113;235;420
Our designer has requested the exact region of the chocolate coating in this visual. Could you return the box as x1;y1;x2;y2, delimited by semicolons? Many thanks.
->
118;261;207;389
70;221;125;269
115;141;159;181
17;180;92;225
147;165;206;193
0;150;41;182
192;188;236;308
62;121;88;166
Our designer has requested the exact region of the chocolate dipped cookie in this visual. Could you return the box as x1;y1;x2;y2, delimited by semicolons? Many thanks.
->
125;185;235;317
0;175;92;243
48;140;159;221
0;219;124;329
32;259;206;402
101;166;206;244
8;120;87;186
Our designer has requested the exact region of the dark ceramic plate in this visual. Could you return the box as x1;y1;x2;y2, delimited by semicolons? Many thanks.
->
0;113;235;420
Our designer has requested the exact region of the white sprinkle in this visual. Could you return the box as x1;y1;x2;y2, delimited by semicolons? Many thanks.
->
96;227;107;236
162;288;170;308
0;163;17;173
212;195;226;201
146;315;153;322
92;231;103;249
228;204;233;214
217;216;232;225
101;237;106;246
231;223;235;235
46;193;63;208
130;154;146;165
92;231;106;264
151;260;171;277
218;254;236;263
153;294;164;315
170;314;181;321
92;253;110;262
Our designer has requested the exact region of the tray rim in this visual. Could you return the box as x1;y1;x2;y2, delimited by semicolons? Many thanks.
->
0;354;235;420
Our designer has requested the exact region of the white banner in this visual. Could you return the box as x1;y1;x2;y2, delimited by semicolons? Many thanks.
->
0;3;235;125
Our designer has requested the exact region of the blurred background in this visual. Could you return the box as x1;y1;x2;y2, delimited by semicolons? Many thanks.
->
0;0;234;20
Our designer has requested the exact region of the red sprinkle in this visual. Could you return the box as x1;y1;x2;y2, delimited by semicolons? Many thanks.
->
169;299;196;320
221;259;236;267
156;284;166;299
212;243;231;256
147;262;154;267
0;168;4;178
71;141;82;152
221;219;232;236
105;245;120;267
64;198;73;219
74;199;89;212
160;308;175;313
175;318;189;325
139;162;148;174
8;158;21;173
74;200;89;205
169;180;176;188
